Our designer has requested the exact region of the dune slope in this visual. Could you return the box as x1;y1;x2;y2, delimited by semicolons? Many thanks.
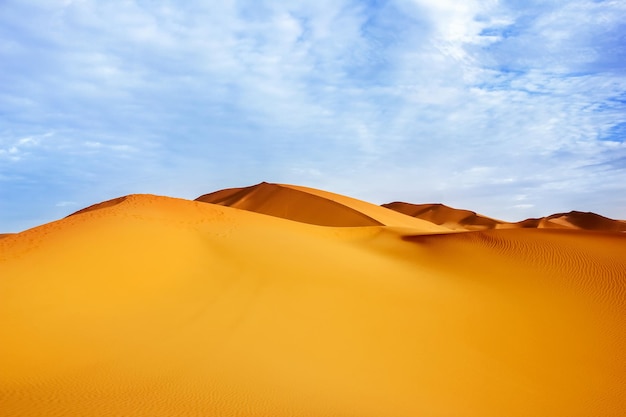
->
384;201;626;232
196;182;446;231
383;201;503;230
512;211;626;231
0;193;625;416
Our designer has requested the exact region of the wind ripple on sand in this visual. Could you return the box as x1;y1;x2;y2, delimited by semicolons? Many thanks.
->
1;194;625;416
414;229;626;307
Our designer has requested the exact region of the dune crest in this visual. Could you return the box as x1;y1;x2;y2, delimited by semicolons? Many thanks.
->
1;189;625;416
383;202;503;231
66;196;128;217
511;210;626;232
195;182;382;227
384;202;626;232
197;182;446;231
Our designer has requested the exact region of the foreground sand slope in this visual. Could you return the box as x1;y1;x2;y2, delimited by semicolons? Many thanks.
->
1;194;625;417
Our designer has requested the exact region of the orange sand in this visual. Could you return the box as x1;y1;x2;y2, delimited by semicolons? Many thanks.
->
384;200;626;232
509;211;626;231
197;182;447;230
383;201;503;230
1;187;625;416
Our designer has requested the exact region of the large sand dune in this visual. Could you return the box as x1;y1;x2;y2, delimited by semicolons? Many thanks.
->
1;187;625;416
196;182;446;231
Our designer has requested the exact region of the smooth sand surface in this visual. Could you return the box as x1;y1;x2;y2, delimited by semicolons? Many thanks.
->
1;191;625;416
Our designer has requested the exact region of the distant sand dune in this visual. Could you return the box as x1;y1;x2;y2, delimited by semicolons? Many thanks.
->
197;182;447;231
511;211;626;232
1;189;625;416
384;201;626;232
383;202;503;230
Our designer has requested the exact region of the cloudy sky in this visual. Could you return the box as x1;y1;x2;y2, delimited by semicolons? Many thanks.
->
1;0;625;232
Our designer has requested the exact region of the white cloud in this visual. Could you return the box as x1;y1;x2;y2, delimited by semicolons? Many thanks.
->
0;132;52;161
0;0;625;231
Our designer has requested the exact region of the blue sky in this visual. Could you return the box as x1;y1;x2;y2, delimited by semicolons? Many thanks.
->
1;0;625;232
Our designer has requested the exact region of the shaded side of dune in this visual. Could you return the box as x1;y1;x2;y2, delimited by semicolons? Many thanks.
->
383;202;503;231
196;183;448;231
196;182;384;227
66;197;128;218
384;202;626;233
511;211;626;232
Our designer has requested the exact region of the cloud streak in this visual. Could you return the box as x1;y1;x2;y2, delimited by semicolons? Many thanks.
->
1;0;625;231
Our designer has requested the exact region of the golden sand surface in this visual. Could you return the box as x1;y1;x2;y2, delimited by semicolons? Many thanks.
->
1;189;625;416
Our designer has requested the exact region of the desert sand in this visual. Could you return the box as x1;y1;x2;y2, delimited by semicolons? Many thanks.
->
382;202;503;230
384;200;626;232
1;185;625;417
196;182;447;230
509;210;626;231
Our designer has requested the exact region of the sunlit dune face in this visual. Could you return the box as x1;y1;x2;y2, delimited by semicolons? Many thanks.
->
1;188;625;417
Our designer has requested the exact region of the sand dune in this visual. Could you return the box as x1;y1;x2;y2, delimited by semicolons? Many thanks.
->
384;201;626;232
196;182;446;231
1;189;625;416
383;202;503;231
510;210;626;232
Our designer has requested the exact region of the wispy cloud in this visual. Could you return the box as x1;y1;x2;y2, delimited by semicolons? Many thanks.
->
1;0;625;231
